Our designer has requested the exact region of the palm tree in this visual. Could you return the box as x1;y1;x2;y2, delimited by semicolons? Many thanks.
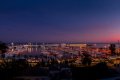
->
0;41;8;58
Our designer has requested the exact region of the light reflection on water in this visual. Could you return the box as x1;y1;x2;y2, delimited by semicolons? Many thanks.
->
22;48;42;55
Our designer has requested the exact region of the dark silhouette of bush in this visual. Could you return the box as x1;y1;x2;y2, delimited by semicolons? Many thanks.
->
0;59;29;80
72;62;118;80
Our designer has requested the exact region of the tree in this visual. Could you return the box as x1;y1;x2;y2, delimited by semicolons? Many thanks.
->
81;51;92;66
109;44;116;55
0;41;8;58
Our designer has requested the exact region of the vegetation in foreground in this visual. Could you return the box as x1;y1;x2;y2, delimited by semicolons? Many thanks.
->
0;59;119;80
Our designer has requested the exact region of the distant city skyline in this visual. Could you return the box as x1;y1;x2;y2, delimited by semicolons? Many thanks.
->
0;0;120;42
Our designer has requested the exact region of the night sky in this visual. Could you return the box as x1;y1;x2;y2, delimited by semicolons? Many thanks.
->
0;0;120;43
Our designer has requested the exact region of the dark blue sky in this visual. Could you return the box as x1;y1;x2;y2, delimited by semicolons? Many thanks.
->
0;0;120;42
